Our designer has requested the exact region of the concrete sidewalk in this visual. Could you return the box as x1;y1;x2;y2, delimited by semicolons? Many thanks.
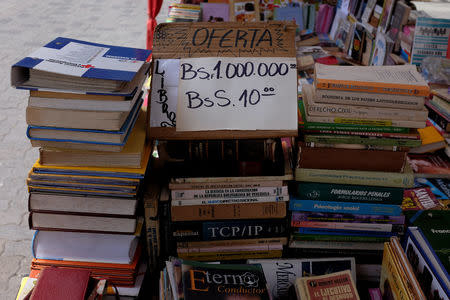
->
0;0;168;298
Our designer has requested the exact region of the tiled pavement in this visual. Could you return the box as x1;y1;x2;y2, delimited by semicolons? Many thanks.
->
0;0;168;298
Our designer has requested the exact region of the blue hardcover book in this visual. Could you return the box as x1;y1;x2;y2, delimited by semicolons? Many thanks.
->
11;37;151;96
289;198;402;216
294;227;396;237
27;97;142;147
274;6;304;31
404;227;449;299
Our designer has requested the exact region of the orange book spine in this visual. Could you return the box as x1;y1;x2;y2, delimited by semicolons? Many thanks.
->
315;79;430;97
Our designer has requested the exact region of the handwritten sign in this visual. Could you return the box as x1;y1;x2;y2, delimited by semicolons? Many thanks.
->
176;57;298;131
150;59;179;128
152;21;296;59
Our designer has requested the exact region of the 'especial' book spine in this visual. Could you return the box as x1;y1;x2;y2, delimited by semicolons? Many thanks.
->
291;221;404;234
289;198;402;216
171;202;287;221
291;211;405;224
171;219;288;241
304;135;422;147
295;182;404;204
171;186;288;200
291;233;390;243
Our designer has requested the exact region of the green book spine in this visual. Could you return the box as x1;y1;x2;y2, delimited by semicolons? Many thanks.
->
304;134;422;147
298;99;410;133
295;182;404;204
291;233;390;243
295;166;414;188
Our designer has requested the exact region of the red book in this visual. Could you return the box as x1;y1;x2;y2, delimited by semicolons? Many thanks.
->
30;267;90;300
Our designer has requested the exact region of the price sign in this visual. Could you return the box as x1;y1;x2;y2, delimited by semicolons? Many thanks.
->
176;56;298;131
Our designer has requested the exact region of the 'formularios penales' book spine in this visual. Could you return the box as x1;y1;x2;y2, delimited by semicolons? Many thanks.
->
171;202;286;221
289;198;402;216
295;167;415;188
171;219;288;241
295;182;404;204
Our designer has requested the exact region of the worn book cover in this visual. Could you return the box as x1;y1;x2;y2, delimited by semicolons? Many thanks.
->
181;260;271;300
295;270;359;300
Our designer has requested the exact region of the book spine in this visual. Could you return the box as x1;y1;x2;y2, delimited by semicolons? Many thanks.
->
304;135;422;147
177;237;288;248
171;219;288;241
295;182;404;204
294;227;396;237
429;99;450;120
305;114;425;129
289;240;385;250
303;129;419;139
315;79;429;97
171;195;288;206
291;211;405;224
315;86;425;109
171;202;287;221
171;186;288;200
289;199;401;216
295;168;414;188
291;233;390;243
292;220;394;232
426;102;450;132
177;250;283;261
380;243;410;300
299;99;411;133
177;243;283;253
169;180;284;190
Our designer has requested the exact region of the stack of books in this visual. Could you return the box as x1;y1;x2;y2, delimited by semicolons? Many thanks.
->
290;64;430;262
166;3;201;22
11;37;152;297
161;139;293;262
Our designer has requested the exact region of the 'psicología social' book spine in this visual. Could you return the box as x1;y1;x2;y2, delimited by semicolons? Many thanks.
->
289;198;402;216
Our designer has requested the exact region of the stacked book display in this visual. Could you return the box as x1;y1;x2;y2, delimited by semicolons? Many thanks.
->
290;63;429;264
161;139;293;262
11;37;152;299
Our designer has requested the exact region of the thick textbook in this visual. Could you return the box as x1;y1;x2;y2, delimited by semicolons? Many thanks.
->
11;37;151;95
27;98;142;151
29;192;137;216
32;230;139;264
38;109;147;168
314;63;429;96
29;212;138;234
297;144;407;173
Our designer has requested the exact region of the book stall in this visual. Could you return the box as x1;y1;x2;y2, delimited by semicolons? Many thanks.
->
10;0;450;299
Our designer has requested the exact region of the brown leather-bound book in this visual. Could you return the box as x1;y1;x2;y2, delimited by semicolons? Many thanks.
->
297;144;407;172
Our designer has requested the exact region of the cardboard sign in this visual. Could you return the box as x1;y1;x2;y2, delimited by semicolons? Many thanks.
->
149;22;298;139
176;56;298;131
152;21;296;59
150;59;179;128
